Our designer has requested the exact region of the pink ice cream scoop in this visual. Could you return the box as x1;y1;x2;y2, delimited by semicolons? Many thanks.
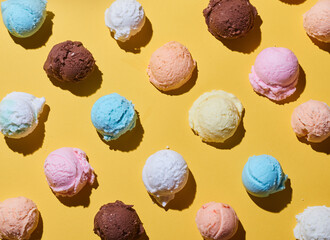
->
147;41;196;91
44;147;95;197
249;47;299;101
195;202;239;240
291;100;330;143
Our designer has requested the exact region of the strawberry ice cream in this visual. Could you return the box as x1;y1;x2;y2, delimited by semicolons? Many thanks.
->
44;147;95;197
291;100;330;143
249;47;299;101
196;202;239;240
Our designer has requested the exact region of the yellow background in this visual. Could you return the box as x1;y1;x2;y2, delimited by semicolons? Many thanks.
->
0;0;329;239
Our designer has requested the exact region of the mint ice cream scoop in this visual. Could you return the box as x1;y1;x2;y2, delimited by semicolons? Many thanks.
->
242;155;288;197
1;0;47;38
91;93;137;141
0;92;45;138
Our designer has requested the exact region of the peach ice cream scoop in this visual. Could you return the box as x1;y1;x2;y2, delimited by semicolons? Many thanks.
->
291;100;330;143
196;202;239;240
147;41;196;91
44;147;95;197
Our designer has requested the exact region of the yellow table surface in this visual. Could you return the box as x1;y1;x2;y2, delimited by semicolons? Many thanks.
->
0;0;329;239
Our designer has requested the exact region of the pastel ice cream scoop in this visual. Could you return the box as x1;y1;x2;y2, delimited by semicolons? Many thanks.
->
242;155;288;197
44;147;95;197
203;0;257;39
195;202;239;240
303;0;330;43
142;149;189;207
0;92;45;139
294;206;330;240
189;90;244;143
91;93;137;141
1;0;47;38
147;41;196;91
43;40;95;82
249;47;299;101
291;100;330;143
0;197;39;240
94;200;145;240
105;0;145;42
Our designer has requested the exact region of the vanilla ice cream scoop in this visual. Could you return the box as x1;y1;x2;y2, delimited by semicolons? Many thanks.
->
44;147;95;197
142;149;189;207
291;100;330;143
0;92;45;139
189;90;244;143
294;206;330;240
105;0;145;42
0;197;39;240
303;0;330;43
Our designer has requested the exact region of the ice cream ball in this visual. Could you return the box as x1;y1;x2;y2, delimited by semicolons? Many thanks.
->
1;0;47;38
91;93;137;141
94;200;145;240
44;147;95;197
249;47;299;101
291;100;330;143
195;202;239;240
147;41;196;91
0;92;45;139
189;90;244;143
105;0;145;42
0;197;39;240
242;155;288;197
43;40;95;83
142;149;189;207
294;206;330;240
203;0;257;39
303;0;330;43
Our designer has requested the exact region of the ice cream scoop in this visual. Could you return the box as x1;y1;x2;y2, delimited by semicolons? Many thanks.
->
294;206;330;240
0;197;39;240
142;149;189;207
196;202;239;240
291;100;330;143
242;155;288;197
203;0;257;39
105;0;145;42
0;92;45;139
1;0;47;38
189;90;244;143
94;200;145;240
43;40;95;82
147;41;196;91
44;147;95;197
303;0;330;43
91;93;137;141
249;47;299;101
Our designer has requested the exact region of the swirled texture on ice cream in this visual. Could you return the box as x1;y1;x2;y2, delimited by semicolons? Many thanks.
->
91;93;137;141
44;147;95;197
1;0;47;38
189;90;244;143
0;197;39;240
142;149;189;207
242;155;288;197
0;92;45;138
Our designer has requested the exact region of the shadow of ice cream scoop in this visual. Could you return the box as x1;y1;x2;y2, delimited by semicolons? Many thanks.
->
5;104;50;156
10;11;54;49
248;179;293;212
113;17;153;54
231;221;246;240
29;212;43;240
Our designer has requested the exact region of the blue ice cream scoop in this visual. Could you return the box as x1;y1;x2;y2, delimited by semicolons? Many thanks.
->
1;0;47;38
91;93;137;141
242;155;288;197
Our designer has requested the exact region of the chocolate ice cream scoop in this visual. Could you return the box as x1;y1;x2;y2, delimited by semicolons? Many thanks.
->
203;0;257;39
94;201;145;240
43;40;95;82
